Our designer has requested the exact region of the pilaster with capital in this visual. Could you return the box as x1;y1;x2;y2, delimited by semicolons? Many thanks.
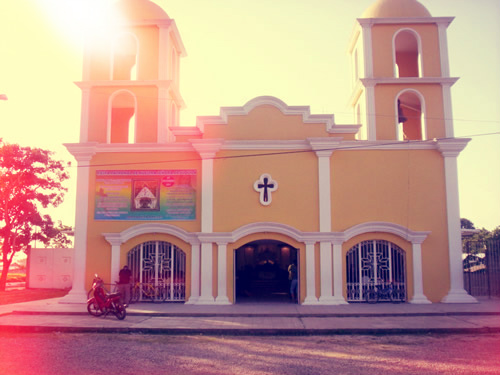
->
437;139;477;303
59;144;97;303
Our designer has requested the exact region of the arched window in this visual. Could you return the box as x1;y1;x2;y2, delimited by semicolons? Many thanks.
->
396;90;426;141
108;90;136;143
112;33;138;80
346;240;407;302
393;29;422;78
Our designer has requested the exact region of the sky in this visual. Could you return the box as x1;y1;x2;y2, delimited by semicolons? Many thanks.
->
0;0;499;231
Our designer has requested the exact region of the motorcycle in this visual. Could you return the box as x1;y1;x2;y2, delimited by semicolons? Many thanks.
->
87;274;126;320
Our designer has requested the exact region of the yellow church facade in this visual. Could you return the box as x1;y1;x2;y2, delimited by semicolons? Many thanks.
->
62;0;476;305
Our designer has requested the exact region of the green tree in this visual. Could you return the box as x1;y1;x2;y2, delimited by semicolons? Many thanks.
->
490;226;500;241
460;218;476;229
0;140;71;291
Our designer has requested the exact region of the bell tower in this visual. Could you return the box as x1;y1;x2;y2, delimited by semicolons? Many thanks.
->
348;0;456;141
77;0;186;144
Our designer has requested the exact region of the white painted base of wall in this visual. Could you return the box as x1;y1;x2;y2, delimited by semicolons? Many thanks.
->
302;297;320;305
195;296;216;304
215;296;231;304
409;294;432;304
58;289;87;304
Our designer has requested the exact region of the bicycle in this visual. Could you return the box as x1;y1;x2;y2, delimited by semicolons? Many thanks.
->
130;280;167;302
365;284;405;304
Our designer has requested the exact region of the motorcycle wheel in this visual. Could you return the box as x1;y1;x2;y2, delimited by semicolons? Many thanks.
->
365;290;378;304
114;303;127;320
87;299;103;316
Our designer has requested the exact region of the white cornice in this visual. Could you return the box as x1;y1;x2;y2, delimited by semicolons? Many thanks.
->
75;80;174;89
308;137;344;156
64;142;195;154
170;126;203;138
360;77;458;87
64;142;98;162
190;139;224;159
357;17;454;27
337;139;436;151
64;138;454;156
436;138;471;157
222;140;309;151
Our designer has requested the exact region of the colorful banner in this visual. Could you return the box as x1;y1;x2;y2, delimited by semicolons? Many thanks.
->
94;170;196;221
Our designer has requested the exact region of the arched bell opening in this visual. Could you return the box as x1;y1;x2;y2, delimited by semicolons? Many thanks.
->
396;90;426;141
394;29;422;78
112;32;138;80
108;90;137;143
234;240;298;303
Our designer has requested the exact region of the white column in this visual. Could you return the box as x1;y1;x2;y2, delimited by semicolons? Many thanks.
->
215;242;230;304
59;144;96;303
365;85;376;141
157;86;169;143
318;241;335;304
191;139;223;233
438;139;477;303
437;22;451;78
409;241;431;304
317;153;332;233
186;243;200;304
361;23;373;78
303;241;318;305
442;83;455;138
308;139;342;305
332;241;348;304
191;140;223;305
198;242;214;304
78;87;91;143
110;242;121;285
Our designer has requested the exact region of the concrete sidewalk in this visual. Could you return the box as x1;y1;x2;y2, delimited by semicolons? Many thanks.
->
0;297;499;335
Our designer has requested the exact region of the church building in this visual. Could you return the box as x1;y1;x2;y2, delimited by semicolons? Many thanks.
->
62;0;476;305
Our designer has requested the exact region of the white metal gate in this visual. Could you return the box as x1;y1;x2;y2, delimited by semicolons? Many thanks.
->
127;241;186;302
346;240;406;302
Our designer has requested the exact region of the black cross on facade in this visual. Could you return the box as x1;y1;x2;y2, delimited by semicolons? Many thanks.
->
258;177;274;202
254;173;278;206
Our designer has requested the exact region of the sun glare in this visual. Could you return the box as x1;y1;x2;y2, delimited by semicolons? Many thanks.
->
35;0;124;47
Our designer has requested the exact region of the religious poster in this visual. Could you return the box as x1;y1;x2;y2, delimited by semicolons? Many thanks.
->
94;170;196;221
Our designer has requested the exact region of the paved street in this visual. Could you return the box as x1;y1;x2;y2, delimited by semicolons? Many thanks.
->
1;332;499;375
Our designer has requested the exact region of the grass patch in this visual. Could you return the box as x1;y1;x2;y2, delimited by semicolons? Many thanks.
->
6;273;26;283
0;288;69;305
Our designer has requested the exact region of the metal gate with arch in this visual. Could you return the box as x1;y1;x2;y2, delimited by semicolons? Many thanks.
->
346;240;407;302
127;240;186;302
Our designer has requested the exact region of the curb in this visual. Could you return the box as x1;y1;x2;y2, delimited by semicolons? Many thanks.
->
1;325;500;336
9;310;500;318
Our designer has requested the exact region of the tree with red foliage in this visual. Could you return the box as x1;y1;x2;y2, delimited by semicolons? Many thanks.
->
0;140;71;291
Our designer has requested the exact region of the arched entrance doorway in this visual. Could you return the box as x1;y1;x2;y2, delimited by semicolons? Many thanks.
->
235;240;298;303
127;240;186;302
346;240;407;303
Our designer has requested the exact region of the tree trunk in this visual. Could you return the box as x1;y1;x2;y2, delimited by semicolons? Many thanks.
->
0;251;13;291
0;266;9;291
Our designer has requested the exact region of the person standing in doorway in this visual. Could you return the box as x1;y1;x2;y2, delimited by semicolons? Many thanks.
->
118;265;132;307
288;263;298;302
